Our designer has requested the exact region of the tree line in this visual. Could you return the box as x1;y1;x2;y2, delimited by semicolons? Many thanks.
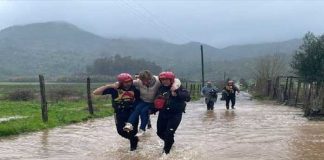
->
291;32;324;87
86;54;162;76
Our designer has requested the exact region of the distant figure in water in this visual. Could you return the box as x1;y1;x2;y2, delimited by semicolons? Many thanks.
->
223;80;240;110
201;81;219;110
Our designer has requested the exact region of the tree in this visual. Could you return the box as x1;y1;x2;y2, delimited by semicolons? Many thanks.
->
86;55;162;76
253;54;287;95
291;32;324;84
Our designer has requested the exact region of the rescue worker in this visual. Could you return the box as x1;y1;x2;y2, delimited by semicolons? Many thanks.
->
121;70;181;136
154;71;191;154
93;73;140;151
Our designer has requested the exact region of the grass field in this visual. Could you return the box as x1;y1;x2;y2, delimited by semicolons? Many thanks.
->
0;99;114;137
0;82;114;137
0;81;201;137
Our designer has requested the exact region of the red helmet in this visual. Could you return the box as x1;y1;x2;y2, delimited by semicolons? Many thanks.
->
158;71;175;83
117;73;133;83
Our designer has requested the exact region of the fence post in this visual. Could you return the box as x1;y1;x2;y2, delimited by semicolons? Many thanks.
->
39;75;48;122
303;83;307;99
315;82;321;96
284;77;289;100
304;83;313;116
295;80;301;106
267;79;272;97
198;84;200;96
288;77;293;100
273;76;279;99
87;77;94;115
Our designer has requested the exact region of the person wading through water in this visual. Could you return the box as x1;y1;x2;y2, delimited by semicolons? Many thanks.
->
223;80;240;109
123;70;181;136
108;70;181;137
93;73;140;151
153;71;191;154
201;81;219;110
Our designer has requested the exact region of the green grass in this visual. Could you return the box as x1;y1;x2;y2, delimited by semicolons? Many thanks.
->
250;92;272;101
190;95;201;101
183;82;202;101
0;81;201;137
0;82;107;98
0;98;114;137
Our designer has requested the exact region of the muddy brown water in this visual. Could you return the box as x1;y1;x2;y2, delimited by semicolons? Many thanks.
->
1;92;324;160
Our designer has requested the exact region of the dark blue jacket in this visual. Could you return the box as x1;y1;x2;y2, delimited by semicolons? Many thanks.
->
155;85;191;114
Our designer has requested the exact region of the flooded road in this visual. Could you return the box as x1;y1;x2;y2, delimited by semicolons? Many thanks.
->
1;92;324;160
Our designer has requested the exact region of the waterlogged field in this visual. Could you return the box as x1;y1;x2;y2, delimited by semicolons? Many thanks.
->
0;82;114;137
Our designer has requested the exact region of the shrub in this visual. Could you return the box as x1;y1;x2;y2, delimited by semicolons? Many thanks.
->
7;90;35;101
48;88;83;102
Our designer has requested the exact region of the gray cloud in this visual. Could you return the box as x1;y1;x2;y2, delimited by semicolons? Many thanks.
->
0;0;324;47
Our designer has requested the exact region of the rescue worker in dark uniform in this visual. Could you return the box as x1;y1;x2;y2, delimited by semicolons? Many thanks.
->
153;71;191;154
223;80;240;109
93;73;140;151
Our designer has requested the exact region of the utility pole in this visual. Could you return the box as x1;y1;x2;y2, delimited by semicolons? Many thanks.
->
224;72;226;84
200;45;205;87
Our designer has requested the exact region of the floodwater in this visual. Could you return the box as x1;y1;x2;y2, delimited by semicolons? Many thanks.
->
0;116;27;123
1;92;324;160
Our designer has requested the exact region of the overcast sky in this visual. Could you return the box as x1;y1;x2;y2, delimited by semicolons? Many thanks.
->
0;0;324;48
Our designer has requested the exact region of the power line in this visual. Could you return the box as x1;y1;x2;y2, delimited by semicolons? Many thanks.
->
117;0;192;43
128;0;194;42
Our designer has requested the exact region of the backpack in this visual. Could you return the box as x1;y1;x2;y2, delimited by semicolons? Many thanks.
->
154;96;166;110
154;91;170;110
209;89;217;98
179;88;191;102
220;90;227;101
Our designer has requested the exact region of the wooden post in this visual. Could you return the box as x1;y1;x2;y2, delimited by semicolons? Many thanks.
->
224;72;226;85
315;81;321;96
284;77;289;100
303;83;307;99
39;75;48;122
267;79;272;97
295;80;301;106
273;76;279;99
304;83;313;116
288;77;293;100
87;77;94;115
197;84;199;96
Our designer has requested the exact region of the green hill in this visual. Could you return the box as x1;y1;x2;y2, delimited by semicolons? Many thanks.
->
0;21;302;81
